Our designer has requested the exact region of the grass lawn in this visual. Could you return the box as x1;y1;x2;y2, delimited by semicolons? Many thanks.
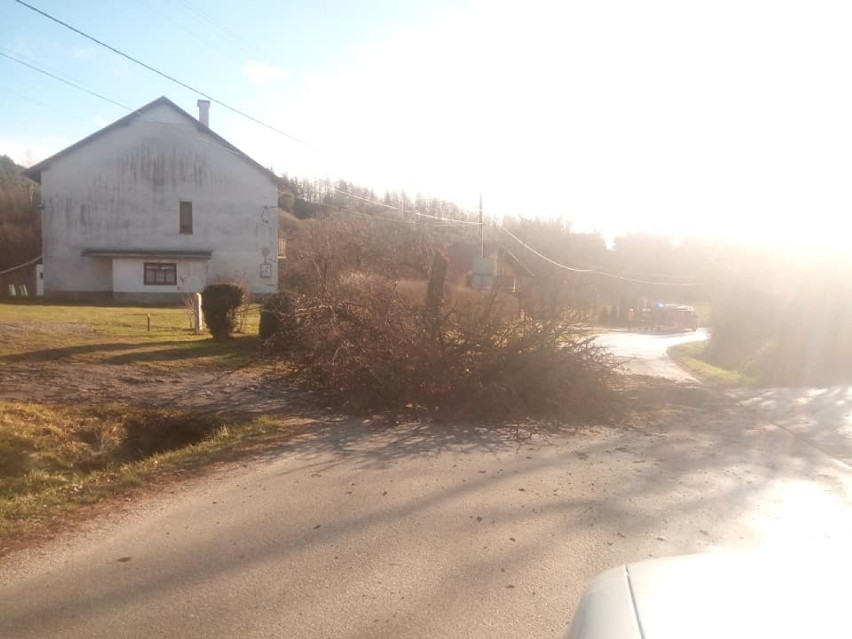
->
668;341;755;387
0;300;305;554
0;300;261;369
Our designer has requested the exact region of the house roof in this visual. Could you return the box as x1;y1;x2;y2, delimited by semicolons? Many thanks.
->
23;96;278;185
82;248;212;260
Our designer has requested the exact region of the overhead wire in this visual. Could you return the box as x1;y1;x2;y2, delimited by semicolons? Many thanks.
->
0;85;81;116
137;0;226;56
176;0;262;60
501;226;700;280
497;224;703;287
12;0;323;153
497;224;595;273
331;188;487;227
0;51;290;176
10;1;494;229
332;188;400;211
0;50;131;110
10;1;705;287
414;210;482;226
11;0;489;217
3;48;454;223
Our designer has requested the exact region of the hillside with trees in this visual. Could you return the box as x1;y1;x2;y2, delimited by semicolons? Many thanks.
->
0;155;40;272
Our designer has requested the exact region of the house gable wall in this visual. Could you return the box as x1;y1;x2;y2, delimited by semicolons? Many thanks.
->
39;101;278;296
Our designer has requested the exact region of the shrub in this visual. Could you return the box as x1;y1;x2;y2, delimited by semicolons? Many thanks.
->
444;318;619;422
202;283;244;340
267;277;620;422
259;290;299;349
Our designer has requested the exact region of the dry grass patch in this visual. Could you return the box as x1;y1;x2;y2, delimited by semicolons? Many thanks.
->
0;400;304;555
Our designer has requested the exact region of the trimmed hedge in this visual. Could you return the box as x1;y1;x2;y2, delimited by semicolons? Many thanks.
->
202;283;244;340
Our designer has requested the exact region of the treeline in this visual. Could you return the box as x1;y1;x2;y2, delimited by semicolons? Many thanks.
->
274;175;723;318
278;175;474;222
0;155;40;272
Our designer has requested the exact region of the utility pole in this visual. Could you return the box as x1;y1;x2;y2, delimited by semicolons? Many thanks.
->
479;193;484;258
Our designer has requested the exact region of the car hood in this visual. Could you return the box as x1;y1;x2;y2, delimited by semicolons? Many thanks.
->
568;550;852;639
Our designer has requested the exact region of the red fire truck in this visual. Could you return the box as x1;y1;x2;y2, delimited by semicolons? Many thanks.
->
643;303;699;332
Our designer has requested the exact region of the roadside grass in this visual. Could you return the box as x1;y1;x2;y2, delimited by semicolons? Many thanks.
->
669;341;755;387
0;301;261;369
0;400;313;555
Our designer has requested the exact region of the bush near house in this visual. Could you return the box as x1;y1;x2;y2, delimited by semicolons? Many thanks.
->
202;283;244;340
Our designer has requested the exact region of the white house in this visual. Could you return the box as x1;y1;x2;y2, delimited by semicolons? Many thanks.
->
23;96;279;302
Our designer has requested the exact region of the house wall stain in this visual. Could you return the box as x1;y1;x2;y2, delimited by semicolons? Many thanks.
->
117;145;211;191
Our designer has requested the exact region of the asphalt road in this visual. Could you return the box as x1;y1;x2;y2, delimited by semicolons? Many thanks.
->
594;328;709;381
3;333;852;638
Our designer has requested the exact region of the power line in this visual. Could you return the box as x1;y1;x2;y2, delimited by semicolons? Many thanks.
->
342;207;485;228
497;224;703;287
12;0;322;153
10;1;495;226
175;0;262;61
343;208;424;226
331;187;485;227
333;188;400;211
137;0;227;57
0;85;78;116
0;43;422;224
0;52;289;174
0;50;131;110
334;196;703;284
414;210;482;226
5;48;471;225
498;224;595;273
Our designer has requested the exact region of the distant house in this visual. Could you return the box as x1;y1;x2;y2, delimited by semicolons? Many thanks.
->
445;241;534;293
23;97;279;301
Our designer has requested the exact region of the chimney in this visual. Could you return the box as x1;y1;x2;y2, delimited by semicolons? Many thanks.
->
197;99;210;127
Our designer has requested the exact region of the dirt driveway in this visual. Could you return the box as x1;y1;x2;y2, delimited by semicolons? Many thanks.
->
0;360;302;413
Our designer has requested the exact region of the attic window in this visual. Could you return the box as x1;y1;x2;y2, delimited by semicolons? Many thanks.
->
144;262;177;286
179;201;193;234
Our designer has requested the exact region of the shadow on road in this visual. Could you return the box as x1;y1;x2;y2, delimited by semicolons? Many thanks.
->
5;376;852;638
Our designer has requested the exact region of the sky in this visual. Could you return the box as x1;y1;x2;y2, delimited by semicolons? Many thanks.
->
2;0;851;252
